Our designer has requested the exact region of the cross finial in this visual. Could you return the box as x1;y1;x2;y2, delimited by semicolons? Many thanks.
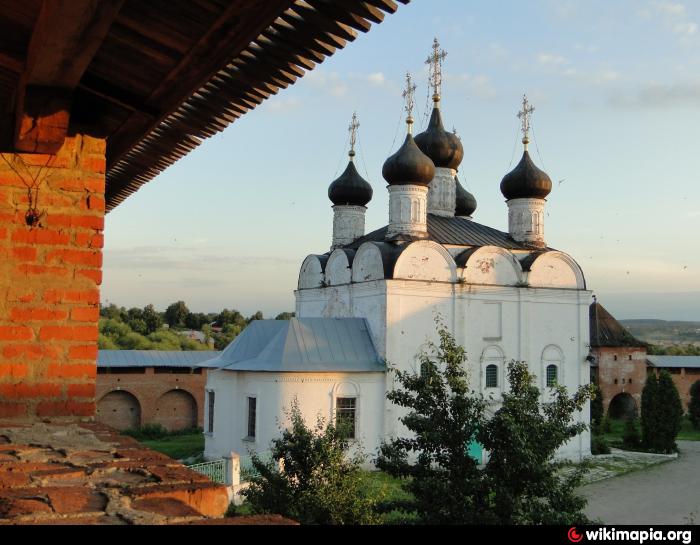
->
517;94;535;150
425;37;447;104
348;111;359;159
402;72;417;133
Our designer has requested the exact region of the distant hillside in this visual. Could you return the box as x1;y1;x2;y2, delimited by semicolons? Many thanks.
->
620;319;700;346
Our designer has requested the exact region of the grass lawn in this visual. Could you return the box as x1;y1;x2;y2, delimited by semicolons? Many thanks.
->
141;433;204;460
600;416;700;450
358;471;418;524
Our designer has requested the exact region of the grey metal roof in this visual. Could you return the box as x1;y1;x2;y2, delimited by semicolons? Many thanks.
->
98;350;221;368
207;317;385;373
647;356;700;369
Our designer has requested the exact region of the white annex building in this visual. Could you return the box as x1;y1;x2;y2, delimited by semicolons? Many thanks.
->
204;41;592;464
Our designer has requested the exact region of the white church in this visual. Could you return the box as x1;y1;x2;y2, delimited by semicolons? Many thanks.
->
204;41;592;464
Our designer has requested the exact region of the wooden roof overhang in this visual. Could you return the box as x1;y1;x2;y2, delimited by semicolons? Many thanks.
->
0;0;409;212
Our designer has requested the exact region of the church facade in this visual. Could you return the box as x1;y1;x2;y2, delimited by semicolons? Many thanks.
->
204;42;592;464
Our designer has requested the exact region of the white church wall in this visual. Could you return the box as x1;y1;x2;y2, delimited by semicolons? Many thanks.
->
298;255;326;289
326;249;353;286
526;251;586;290
204;370;386;466
393;240;457;282
459;246;522;286
351;243;386;283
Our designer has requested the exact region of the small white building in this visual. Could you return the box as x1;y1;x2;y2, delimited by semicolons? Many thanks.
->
205;50;592;464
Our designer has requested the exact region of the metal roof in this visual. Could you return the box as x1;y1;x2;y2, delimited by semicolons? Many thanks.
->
347;214;542;250
207;317;384;373
98;350;221;368
590;303;646;348
647;356;700;369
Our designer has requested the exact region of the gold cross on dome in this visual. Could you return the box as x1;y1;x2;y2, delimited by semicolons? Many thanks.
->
402;72;417;129
425;37;447;102
517;94;535;148
348;111;359;158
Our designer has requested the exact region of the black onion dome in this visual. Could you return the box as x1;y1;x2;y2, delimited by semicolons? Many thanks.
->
382;133;435;186
328;159;373;206
414;107;464;169
500;150;552;200
455;176;477;217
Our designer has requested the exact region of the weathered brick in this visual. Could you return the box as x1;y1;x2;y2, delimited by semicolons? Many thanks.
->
75;269;103;285
0;227;7;240
0;402;27;418
46;249;102;268
10;308;68;322
82;195;106;212
67;383;95;398
80;157;106;174
71;307;100;322
48;214;104;231
40;326;98;342
36;400;95;417
75;232;104;248
48;177;104;193
11;246;38;261
0;363;28;379
0;326;34;341
47;363;96;379
0;383;62;399
3;343;60;360
68;345;98;360
43;288;100;304
7;289;35;303
11;229;70;246
16;263;71;277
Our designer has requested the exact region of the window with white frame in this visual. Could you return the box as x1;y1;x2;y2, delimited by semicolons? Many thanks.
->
542;345;564;390
546;364;558;387
335;397;356;440
485;364;498;388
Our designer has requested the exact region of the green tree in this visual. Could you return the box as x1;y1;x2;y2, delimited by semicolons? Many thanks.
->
247;310;264;323
478;361;593;525
100;303;126;321
242;400;379;525
376;320;593;525
165;301;189;328
216;309;245;328
689;380;700;430
142;304;163;334
641;371;683;453
590;383;604;426
375;324;491;524
275;312;295;320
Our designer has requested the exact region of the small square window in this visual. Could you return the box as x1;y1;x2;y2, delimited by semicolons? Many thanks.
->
336;397;356;440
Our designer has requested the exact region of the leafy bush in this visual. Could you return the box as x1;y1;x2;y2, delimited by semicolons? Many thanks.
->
376;319;594;525
591;435;611;455
123;424;203;441
242;400;379;525
622;419;641;449
689;380;700;430
590;384;604;426
641;371;683;453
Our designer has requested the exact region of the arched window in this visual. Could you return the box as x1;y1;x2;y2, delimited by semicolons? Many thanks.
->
485;364;498;388
481;346;505;392
546;364;558;387
541;345;564;390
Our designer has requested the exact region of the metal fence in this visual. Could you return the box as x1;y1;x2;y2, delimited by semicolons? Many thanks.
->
187;458;227;484
240;451;273;482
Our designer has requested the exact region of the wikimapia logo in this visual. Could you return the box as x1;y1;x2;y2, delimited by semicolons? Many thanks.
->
568;527;693;544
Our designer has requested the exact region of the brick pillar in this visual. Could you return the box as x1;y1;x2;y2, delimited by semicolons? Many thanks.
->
0;135;105;421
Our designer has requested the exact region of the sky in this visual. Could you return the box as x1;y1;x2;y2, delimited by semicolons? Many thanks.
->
103;0;700;321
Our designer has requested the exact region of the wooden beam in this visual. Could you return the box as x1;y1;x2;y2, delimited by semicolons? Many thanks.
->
14;0;124;153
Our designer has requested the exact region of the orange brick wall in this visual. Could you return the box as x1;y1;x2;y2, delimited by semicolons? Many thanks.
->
0;135;105;420
593;346;648;416
652;368;700;411
95;368;208;431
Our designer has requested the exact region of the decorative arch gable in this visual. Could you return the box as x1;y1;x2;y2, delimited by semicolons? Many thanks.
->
459;246;522;286
298;255;328;289
526;251;586;289
393;240;457;282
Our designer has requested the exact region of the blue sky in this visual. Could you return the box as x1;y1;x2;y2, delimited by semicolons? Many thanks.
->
103;0;700;321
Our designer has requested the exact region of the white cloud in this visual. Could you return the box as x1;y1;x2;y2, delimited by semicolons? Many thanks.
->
673;21;697;35
610;80;700;108
537;53;567;66
367;72;386;86
265;97;300;112
445;73;496;98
